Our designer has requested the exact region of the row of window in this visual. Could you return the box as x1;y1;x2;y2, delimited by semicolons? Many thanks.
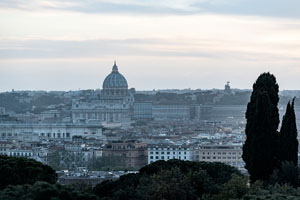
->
201;156;241;160
40;132;71;138
149;156;187;160
74;112;122;121
201;152;241;155
8;152;32;157
1;132;71;138
149;147;188;151
1;133;17;137
149;151;188;155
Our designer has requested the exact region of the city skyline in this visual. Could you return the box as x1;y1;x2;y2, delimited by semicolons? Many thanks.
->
1;0;300;91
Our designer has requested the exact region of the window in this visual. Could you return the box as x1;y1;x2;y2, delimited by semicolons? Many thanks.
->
156;152;159;154
161;156;164;159
150;156;153;159
202;156;205;159
161;152;164;155
150;152;153;154
155;156;159;159
167;152;170;155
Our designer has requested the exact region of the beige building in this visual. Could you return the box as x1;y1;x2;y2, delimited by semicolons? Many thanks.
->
194;144;244;171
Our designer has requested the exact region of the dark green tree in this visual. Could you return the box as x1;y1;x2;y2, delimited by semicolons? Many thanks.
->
0;155;57;190
93;160;242;200
279;99;298;166
0;181;99;200
242;73;280;183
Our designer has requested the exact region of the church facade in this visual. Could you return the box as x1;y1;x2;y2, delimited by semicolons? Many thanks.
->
71;62;135;127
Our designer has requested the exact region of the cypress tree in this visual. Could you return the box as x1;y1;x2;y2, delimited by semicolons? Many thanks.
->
279;99;298;166
242;73;279;183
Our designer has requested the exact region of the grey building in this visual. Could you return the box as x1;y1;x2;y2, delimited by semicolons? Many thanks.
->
71;62;135;127
133;102;153;120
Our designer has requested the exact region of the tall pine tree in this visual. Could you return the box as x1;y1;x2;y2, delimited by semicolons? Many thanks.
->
242;73;280;183
279;99;298;166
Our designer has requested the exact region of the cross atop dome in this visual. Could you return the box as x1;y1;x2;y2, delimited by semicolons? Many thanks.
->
112;61;118;72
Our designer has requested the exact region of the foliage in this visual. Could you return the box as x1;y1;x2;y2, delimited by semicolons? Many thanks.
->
214;174;249;200
47;149;86;171
87;155;126;171
279;99;298;166
243;72;280;183
269;161;299;188
242;182;300;200
215;91;251;105
48;149;129;171
0;155;57;190
0;93;66;113
47;149;61;170
93;160;242;200
0;181;99;200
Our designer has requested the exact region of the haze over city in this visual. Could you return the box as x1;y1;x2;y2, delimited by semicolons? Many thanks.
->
2;1;300;199
1;0;300;91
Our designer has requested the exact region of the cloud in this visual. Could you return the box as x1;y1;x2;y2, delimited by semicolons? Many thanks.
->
192;0;300;18
1;0;300;18
1;38;300;62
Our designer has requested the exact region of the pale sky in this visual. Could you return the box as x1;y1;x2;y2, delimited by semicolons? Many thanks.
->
1;0;300;91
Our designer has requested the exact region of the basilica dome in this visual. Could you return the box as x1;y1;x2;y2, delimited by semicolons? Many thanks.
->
102;62;128;89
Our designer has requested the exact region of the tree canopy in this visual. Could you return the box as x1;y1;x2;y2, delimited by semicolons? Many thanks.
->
0;155;57;190
243;72;280;182
0;181;98;200
93;159;243;200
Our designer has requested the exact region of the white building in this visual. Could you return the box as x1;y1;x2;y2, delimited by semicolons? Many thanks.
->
148;144;194;164
7;148;34;158
0;122;105;141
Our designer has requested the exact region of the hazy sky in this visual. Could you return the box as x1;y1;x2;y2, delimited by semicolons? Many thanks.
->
1;0;300;91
